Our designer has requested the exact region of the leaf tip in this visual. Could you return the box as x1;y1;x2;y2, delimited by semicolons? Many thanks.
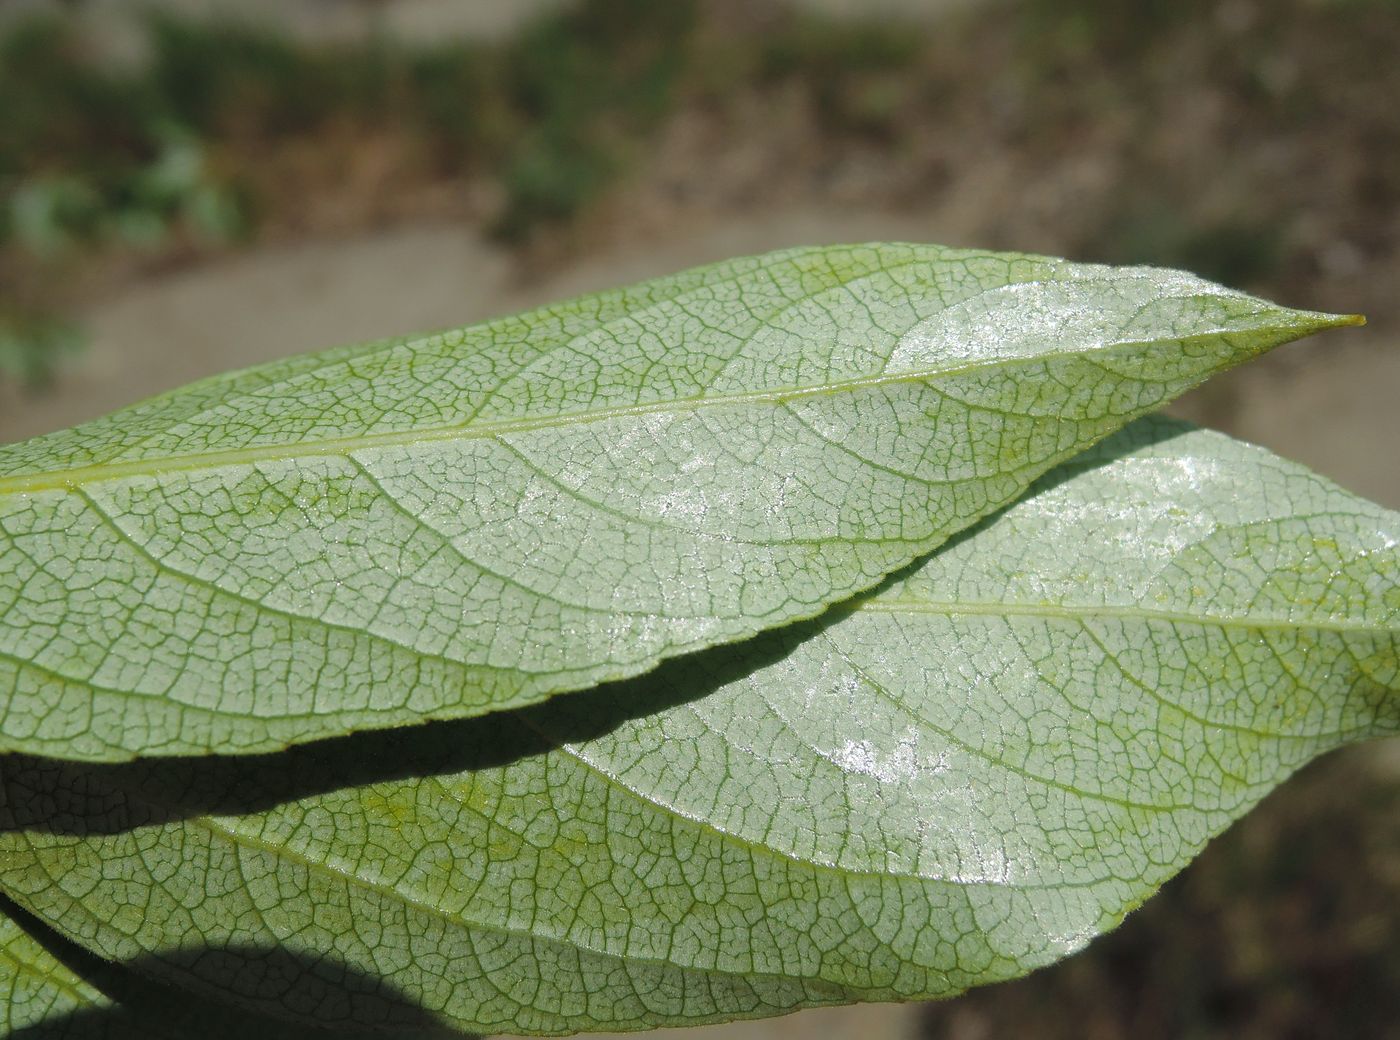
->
1269;308;1367;340
1312;310;1367;330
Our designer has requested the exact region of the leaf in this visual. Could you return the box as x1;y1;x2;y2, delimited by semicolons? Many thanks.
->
0;896;464;1039
0;897;121;1037
2;419;1394;1035
0;244;1359;761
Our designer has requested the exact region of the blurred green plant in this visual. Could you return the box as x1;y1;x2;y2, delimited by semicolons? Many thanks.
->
0;309;83;388
6;131;245;257
1016;0;1218;62
0;18;245;255
760;17;921;138
493;0;694;237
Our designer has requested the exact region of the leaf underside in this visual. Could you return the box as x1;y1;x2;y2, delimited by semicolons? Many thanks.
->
0;243;1357;760
0;895;434;1040
0;898;116;1037
3;419;1394;1035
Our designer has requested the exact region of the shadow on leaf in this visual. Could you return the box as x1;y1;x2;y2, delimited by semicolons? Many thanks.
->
1;894;471;1039
0;419;1204;839
0;606;820;835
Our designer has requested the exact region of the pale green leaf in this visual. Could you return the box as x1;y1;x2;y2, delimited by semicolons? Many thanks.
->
0;243;1357;760
0;896;461;1038
2;419;1394;1035
0;898;119;1036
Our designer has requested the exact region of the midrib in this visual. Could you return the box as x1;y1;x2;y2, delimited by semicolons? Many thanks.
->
855;598;1397;637
0;330;1250;495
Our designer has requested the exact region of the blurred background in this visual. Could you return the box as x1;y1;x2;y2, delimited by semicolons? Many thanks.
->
1;0;1396;1037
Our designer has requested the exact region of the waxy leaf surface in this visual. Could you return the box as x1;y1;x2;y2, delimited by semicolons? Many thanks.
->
2;420;1395;1035
0;243;1355;759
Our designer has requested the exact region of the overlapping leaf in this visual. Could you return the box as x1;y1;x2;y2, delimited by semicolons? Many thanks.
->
0;900;117;1037
3;419;1394;1035
0;244;1357;760
0;898;432;1040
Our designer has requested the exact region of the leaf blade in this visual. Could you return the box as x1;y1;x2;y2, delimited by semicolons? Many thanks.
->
2;419;1395;1034
0;898;120;1037
0;244;1360;760
0;895;453;1039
